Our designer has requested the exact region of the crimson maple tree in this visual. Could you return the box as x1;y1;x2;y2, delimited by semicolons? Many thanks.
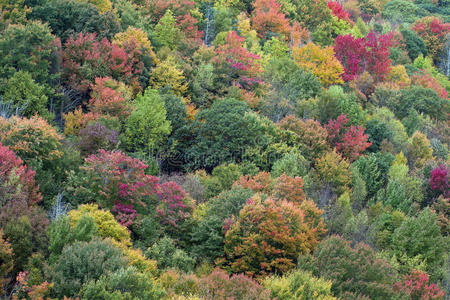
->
334;31;394;82
326;114;371;162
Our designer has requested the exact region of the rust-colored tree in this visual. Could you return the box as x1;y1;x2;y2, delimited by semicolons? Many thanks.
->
251;0;291;40
224;196;326;277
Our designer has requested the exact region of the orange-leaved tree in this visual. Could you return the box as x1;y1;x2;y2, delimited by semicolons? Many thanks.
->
224;195;326;277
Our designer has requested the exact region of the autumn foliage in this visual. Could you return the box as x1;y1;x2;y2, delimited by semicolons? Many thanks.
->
62;32;143;93
0;143;41;205
327;1;352;24
293;42;344;87
224;196;325;277
394;270;445;299
215;31;262;89
334;31;394;82
252;0;291;40
412;17;450;62
326;114;371;162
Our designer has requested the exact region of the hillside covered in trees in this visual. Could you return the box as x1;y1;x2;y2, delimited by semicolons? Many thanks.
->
0;0;449;298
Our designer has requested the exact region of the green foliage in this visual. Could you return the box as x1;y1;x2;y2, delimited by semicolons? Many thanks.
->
365;118;393;152
370;107;408;152
131;215;162;250
264;270;336;300
3;216;32;276
327;191;354;234
202;163;242;199
48;216;74;262
381;161;424;213
318;86;365;125
30;0;120;42
262;57;322;121
145;237;195;272
0;21;57;87
271;150;308;178
190;187;254;261
350;165;368;211
406;131;433;169
2;71;51;120
388;85;447;121
0;0;448;294
186;98;278;170
354;153;394;199
400;28;428;60
313;150;351;195
124;88;171;154
81;267;165;299
302;235;397;299
153;9;181;50
382;0;419;23
51;238;128;298
391;209;448;281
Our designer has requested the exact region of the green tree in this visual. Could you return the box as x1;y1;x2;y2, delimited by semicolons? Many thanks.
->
3;216;32;276
389;86;446;121
153;9;181;50
406;131;433;169
391;209;448;282
186;98;278;170
302;235;397;299
124;88;171;154
145;237;194;272
2;71;51;120
318;86;365;125
51;238;128;298
264;270;336;300
81;267;165;299
271;150;308;178
400;28;427;60
30;0;120;42
382;0;419;23
201;163;243;199
190;187;254;261
0;21;57;87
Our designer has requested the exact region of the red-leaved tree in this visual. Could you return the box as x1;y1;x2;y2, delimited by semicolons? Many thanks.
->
326;114;371;162
214;31;262;90
430;165;449;198
334;31;394;82
0;143;41;205
412;17;450;62
328;1;352;24
62;33;143;93
393;270;445;300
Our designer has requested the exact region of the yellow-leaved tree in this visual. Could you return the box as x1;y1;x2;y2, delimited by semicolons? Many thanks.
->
293;42;344;87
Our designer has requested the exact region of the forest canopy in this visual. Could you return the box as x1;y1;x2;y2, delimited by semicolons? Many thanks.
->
0;0;449;298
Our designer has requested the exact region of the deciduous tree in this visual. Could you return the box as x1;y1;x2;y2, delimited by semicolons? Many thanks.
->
292;42;344;86
224;196;325;277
